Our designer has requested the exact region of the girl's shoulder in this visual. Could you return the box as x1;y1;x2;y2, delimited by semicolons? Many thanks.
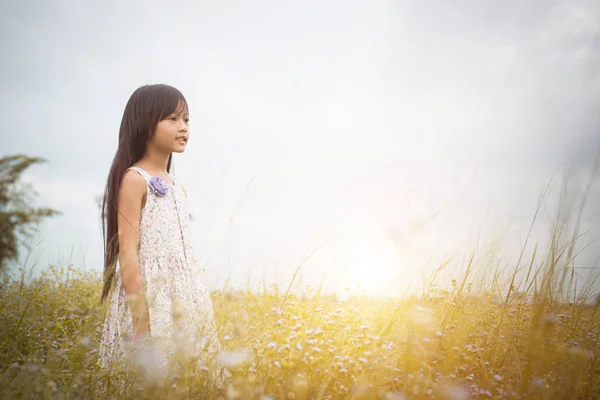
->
120;169;148;195
118;169;148;211
126;166;152;182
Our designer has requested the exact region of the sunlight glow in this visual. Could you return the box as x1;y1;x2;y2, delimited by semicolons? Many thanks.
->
347;235;401;296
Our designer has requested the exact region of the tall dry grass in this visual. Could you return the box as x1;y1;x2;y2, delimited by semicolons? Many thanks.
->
1;175;599;399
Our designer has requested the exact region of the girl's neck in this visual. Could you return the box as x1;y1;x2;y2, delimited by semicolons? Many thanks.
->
136;148;171;176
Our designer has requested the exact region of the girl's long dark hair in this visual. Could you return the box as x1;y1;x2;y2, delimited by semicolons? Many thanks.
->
100;84;188;303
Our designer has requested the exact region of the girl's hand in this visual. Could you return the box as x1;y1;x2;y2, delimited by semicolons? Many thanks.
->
128;295;151;343
132;313;151;342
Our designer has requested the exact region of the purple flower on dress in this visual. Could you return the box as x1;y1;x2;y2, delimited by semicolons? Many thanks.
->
149;176;169;196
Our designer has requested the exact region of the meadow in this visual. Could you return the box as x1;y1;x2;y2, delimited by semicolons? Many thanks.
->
1;260;598;399
1;190;599;399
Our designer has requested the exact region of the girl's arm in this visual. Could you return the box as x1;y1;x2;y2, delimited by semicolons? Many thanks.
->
118;170;150;341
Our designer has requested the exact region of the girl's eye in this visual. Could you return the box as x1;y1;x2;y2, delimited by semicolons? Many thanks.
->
170;117;177;121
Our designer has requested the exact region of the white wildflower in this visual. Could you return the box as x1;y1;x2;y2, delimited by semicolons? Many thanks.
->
216;350;250;368
130;341;167;383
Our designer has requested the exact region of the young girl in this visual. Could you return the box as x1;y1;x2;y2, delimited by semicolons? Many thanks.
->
98;84;221;380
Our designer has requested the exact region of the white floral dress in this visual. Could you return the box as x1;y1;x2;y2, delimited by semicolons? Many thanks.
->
98;166;221;377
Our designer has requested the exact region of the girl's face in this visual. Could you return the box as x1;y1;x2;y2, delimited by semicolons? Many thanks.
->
149;106;190;154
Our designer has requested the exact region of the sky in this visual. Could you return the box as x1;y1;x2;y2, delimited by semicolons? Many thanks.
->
1;0;599;299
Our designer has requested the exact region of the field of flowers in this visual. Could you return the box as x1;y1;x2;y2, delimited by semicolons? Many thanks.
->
0;256;598;399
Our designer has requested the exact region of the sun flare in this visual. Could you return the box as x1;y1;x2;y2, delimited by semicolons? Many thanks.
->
346;236;401;296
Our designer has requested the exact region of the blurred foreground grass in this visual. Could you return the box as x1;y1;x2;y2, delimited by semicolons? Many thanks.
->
0;258;598;399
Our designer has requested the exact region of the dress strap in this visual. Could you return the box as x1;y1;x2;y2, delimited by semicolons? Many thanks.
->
127;166;151;183
127;166;176;186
